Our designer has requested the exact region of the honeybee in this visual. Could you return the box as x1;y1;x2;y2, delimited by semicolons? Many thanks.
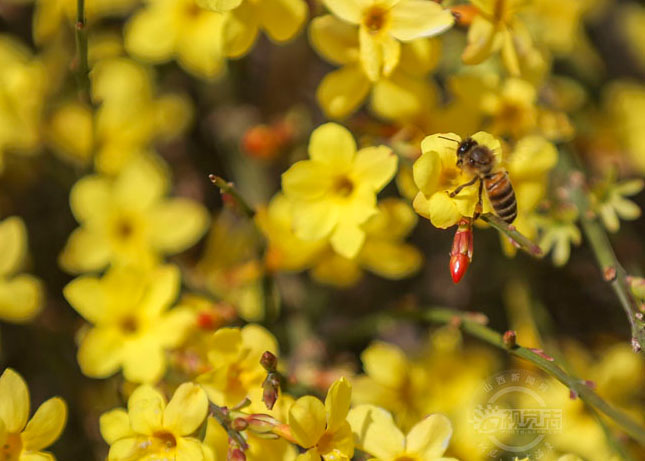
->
441;136;518;224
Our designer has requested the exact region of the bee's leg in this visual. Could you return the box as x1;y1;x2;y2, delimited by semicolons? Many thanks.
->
473;179;484;220
449;176;479;197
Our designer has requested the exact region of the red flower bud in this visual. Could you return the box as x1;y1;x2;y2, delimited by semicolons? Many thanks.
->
449;218;474;284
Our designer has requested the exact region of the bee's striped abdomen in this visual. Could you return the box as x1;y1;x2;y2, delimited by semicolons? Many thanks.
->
484;171;517;223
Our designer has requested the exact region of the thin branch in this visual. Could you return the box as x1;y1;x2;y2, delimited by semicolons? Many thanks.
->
209;175;256;219
559;152;645;352
393;307;645;446
481;213;544;257
74;0;90;103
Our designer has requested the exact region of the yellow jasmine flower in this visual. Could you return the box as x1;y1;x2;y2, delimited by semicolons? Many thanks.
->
100;382;211;461
198;324;278;406
309;14;442;119
322;0;453;81
0;368;67;461
592;173;643;233
63;264;194;383
412;132;500;229
462;0;534;76
0;36;47;172
288;377;354;461
199;0;308;58
534;206;581;267
281;123;397;258
0;217;43;324
59;153;209;273
347;405;457;461
312;198;423;286
481;78;538;138
125;0;227;79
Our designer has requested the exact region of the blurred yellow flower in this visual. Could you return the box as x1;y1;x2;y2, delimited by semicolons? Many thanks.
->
0;368;67;461
462;0;534;76
64;264;194;383
60;153;209;273
322;0;453;82
534;206;581;267
309;14;442;120
200;0;308;58
100;382;211;461
592;175;643;233
0;36;47;172
347;405;456;461
125;0;227;79
281;123;397;258
288;377;354;461
0;217;43;324
412;132;500;229
481;77;537;138
198;324;278;406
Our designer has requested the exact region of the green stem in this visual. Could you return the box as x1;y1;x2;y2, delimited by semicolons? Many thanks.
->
393;308;645;446
74;0;90;102
559;153;645;352
481;213;543;257
209;175;256;219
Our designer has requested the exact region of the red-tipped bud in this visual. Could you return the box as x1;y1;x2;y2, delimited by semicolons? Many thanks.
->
231;418;249;431
503;330;517;349
449;218;474;284
260;351;278;372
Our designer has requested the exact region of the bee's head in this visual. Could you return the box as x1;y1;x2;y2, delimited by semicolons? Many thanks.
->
457;138;477;159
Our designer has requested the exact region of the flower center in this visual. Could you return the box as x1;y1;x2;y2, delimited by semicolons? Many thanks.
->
316;430;334;454
493;0;507;22
333;176;354;197
363;6;389;33
153;431;177;449
394;456;418;461
185;0;202;17
120;315;138;334
1;433;22;461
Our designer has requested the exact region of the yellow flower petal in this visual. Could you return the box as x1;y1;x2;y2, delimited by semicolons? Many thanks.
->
149;199;209;253
19;453;54;461
0;368;30;432
296;449;321;461
389;1;454;41
108;437;142;461
398;38;440;76
352;146;397;191
311;253;363;287
371;71;436;122
508;136;557;180
164;383;208;435
138;265;181;318
359;240;422;279
326;423;355;459
0;419;6;447
501;28;520;76
69;176;111;225
122;339;166;383
0;274;43;324
124;7;177;62
153;307;194;348
412;152;441;198
258;0;308;42
58;227;111;274
197;0;243;12
77;327;124;379
114;154;169;211
325;377;352;432
176;13;226;79
241;324;279;361
330;223;366;259
63;276;105;324
309;15;359;66
292;200;340;241
323;0;364;24
461;15;499;65
0;217;27;276
223;3;259;58
309;123;357;168
346;405;404;460
177;437;207;461
100;409;134;444
359;27;382;82
428;192;461;229
21;397;67;452
282;160;335;200
317;65;371;119
381;35;401;77
289;396;327;448
203;416;228;460
405;414;452;458
128;385;166;434
361;342;407;389
420;133;461;162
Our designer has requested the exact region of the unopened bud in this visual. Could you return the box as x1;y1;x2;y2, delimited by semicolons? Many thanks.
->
449;218;474;284
246;414;280;436
229;448;246;461
629;276;645;300
231;418;248;432
260;351;278;372
503;330;517;349
262;373;280;410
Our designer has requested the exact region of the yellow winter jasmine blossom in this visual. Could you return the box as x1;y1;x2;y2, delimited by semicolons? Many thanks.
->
125;0;227;79
0;368;67;461
281;123;397;258
412;132;501;229
593;177;644;233
198;0;308;58
100;382;211;461
198;324;278;406
63;264;194;383
347;405;457;461
0;217;43;323
462;0;535;76
59;154;209;273
322;0;453;81
288;377;354;461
